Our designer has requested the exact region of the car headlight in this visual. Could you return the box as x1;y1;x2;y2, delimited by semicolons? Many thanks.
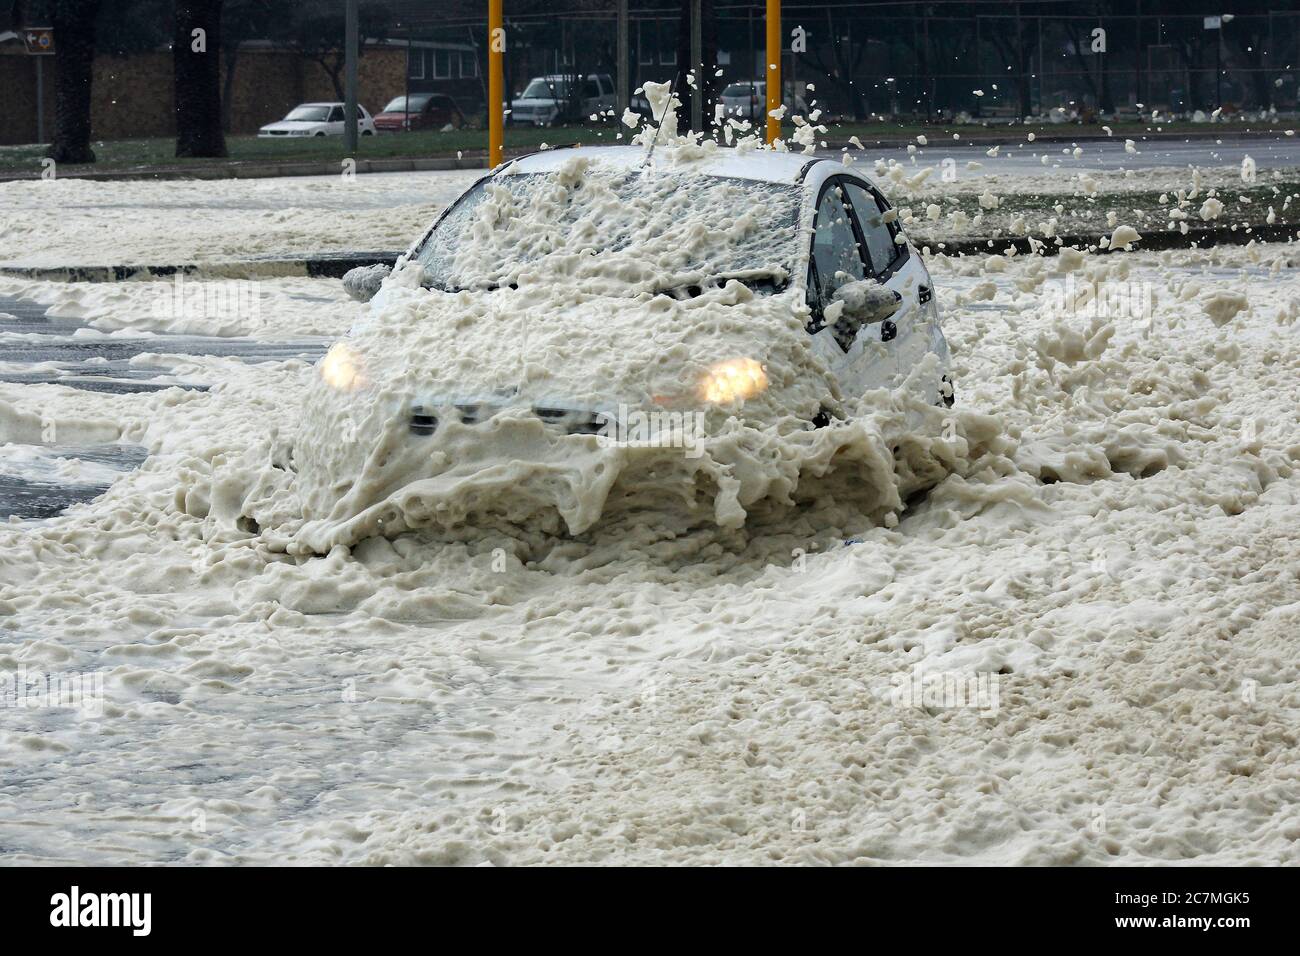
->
699;357;768;405
320;343;366;391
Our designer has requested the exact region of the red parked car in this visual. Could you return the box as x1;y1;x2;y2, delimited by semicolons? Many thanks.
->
373;94;465;132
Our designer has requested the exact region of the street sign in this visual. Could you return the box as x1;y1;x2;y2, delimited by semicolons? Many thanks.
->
23;27;55;55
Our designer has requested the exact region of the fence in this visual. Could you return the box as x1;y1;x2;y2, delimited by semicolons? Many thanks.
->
402;3;1300;125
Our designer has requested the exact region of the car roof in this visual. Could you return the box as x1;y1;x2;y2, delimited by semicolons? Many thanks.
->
299;102;343;107
503;144;862;187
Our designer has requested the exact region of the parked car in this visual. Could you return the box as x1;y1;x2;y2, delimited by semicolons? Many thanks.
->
374;94;466;132
717;81;808;123
510;74;616;126
258;102;375;138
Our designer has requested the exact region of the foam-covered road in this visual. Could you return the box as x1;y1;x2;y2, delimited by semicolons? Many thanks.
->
1;148;1297;864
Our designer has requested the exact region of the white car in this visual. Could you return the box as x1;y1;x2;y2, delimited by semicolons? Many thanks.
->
258;102;376;138
302;146;953;546
718;81;808;123
509;74;615;126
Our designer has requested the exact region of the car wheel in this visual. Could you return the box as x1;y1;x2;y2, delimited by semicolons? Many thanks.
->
362;129;373;136
451;113;464;129
314;131;326;137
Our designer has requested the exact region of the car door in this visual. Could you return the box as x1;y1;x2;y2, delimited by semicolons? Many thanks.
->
327;105;345;135
841;179;936;391
804;177;892;396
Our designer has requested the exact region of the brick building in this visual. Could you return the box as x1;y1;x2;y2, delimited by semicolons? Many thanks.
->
0;36;423;146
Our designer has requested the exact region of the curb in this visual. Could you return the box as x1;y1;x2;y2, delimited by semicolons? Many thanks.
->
0;252;403;282
930;221;1300;257
0;156;489;184
0;128;1291;183
1;222;1295;285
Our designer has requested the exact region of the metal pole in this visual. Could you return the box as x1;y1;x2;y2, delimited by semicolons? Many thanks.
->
344;0;358;152
765;0;780;143
748;5;755;122
489;0;504;166
1134;0;1142;112
690;0;702;131
921;5;930;121
1216;27;1223;110
35;56;45;143
617;0;628;118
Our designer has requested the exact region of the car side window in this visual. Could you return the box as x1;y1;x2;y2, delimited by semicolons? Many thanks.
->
329;106;344;122
845;181;901;276
807;183;866;325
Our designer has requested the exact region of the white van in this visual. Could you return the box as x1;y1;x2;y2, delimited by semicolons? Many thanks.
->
510;74;616;126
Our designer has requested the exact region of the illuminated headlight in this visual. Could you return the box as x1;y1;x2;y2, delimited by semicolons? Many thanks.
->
699;357;768;405
320;342;365;391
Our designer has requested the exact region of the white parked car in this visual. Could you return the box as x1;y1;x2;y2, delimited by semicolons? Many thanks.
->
718;81;808;123
258;102;376;138
305;146;952;545
510;74;615;126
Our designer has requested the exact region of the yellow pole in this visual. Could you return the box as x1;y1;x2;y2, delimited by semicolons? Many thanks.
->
489;0;504;167
765;0;780;144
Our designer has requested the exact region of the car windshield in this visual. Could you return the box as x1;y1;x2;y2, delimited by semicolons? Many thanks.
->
722;83;760;97
522;78;567;99
415;164;803;295
285;106;331;122
384;95;430;112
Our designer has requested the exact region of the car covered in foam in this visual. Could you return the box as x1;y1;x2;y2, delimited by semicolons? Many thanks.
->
294;143;957;549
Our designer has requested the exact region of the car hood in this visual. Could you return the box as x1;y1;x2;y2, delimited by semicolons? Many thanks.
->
287;263;983;552
261;120;326;131
291;262;852;547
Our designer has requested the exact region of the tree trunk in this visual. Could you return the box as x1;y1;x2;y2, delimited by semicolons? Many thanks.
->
221;44;239;132
48;0;103;164
175;0;228;157
313;55;345;101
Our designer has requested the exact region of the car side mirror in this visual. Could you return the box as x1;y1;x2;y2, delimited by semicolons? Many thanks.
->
826;280;901;351
341;263;393;303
